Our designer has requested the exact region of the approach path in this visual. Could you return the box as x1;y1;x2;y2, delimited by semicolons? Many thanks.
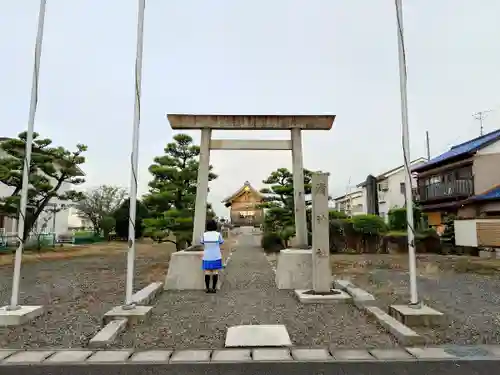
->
116;229;395;349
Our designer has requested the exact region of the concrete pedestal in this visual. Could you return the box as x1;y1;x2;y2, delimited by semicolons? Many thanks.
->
295;289;350;304
165;250;222;290
0;305;44;327
103;305;153;326
225;325;292;347
275;249;312;290
389;304;444;327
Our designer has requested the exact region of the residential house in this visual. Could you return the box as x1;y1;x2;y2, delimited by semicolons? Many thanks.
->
67;205;92;230
413;129;500;226
0;138;85;239
356;157;427;221
333;189;366;216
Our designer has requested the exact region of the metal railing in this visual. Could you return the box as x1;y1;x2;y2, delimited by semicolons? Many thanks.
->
418;179;474;201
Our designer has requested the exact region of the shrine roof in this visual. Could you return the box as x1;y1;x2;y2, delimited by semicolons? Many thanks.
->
221;181;263;203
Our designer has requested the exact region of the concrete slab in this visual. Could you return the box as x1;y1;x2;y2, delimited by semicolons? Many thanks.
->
292;348;333;361
406;347;457;359
275;249;312;290
131;282;163;305
164;250;222;290
89;319;127;347
46;350;94;363
4;351;54;363
130;350;172;362
103;305;152;326
389;304;444;327
252;348;292;361
211;349;252;362
0;305;44;327
364;306;425;346
225;325;292;347
0;350;15;361
369;348;415;360
330;349;373;361
170;350;211;363
295;289;351;304
86;350;133;363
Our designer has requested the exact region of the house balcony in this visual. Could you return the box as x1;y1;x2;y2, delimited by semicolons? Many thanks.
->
418;179;474;202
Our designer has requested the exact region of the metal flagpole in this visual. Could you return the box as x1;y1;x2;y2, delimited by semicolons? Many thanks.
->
9;0;47;310
394;0;419;305
124;0;146;307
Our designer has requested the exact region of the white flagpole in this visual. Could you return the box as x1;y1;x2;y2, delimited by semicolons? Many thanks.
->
394;0;419;305
9;0;47;309
125;0;146;307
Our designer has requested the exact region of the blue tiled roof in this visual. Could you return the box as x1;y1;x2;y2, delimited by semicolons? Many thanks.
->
413;128;500;172
468;186;500;202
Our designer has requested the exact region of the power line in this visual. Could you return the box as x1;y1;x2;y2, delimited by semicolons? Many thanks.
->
473;109;493;136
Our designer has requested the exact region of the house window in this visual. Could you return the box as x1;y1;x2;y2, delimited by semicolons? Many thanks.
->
400;182;405;194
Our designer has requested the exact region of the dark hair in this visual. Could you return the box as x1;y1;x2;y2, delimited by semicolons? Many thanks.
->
206;219;218;231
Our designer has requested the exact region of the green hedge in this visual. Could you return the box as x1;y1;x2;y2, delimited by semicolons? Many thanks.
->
73;235;105;245
388;207;422;231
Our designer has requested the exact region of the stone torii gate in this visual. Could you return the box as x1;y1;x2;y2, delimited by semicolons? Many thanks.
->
167;114;336;248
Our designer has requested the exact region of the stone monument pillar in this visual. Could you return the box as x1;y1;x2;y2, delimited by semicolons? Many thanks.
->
291;128;308;248
365;174;379;216
311;172;332;293
192;128;212;245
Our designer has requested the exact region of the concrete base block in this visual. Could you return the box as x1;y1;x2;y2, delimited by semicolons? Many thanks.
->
225;325;292;347
89;319;127;347
164;250;222;290
275;249;312;290
295;289;351;304
0;305;44;327
103;305;153;326
364;306;425;346
131;282;163;305
389;304;444;327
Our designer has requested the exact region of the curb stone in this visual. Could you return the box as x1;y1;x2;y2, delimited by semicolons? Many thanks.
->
0;345;500;364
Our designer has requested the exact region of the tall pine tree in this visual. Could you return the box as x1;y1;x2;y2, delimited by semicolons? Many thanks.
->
143;134;217;249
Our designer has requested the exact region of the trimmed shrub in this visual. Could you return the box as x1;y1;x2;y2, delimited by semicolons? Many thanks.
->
383;228;442;254
261;231;284;253
388;207;422;231
351;214;388;236
329;210;347;219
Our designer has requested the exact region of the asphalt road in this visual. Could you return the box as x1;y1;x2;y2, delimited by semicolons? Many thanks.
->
1;360;498;375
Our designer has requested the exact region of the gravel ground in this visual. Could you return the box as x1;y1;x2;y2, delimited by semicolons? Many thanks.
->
0;242;172;348
346;268;500;345
115;233;397;349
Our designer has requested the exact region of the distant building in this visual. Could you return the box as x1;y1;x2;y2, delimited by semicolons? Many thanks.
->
333;189;366;216
413;129;500;226
222;181;264;227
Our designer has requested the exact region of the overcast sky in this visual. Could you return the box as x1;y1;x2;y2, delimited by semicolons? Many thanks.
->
1;1;499;217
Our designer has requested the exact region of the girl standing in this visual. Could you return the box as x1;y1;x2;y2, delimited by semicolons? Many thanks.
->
201;219;224;293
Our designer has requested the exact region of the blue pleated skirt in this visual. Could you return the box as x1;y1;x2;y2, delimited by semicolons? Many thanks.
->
202;258;223;270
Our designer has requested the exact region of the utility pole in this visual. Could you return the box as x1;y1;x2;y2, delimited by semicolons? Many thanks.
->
473;110;492;136
425;131;431;161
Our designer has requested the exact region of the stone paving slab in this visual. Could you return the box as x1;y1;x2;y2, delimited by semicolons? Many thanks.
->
0;345;499;364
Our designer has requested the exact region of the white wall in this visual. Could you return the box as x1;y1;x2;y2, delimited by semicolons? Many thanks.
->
476;138;500;155
378;168;420;221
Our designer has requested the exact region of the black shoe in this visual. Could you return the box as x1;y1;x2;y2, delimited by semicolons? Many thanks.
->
210;288;217;293
205;289;211;293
